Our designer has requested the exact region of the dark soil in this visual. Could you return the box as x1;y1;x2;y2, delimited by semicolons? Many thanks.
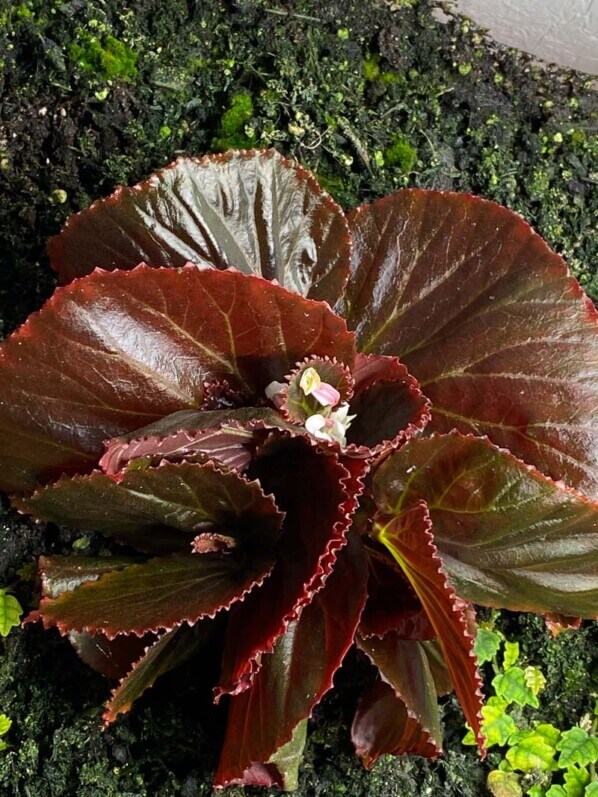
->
0;0;596;794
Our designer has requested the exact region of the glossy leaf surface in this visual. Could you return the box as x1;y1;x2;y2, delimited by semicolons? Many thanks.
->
359;549;434;641
104;623;209;722
0;265;354;493
351;681;441;769
355;634;443;766
217;441;365;696
215;531;368;787
48;150;351;304
374;433;598;618
374;501;485;751
100;407;304;475
17;461;283;554
38;550;274;638
346;353;430;454
345;190;598;496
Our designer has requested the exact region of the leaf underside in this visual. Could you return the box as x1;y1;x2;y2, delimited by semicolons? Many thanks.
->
374;433;598;618
48;149;351;305
344;190;598;497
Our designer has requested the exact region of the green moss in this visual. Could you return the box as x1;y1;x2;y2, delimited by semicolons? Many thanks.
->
384;133;417;172
69;34;137;81
363;53;381;81
211;91;256;151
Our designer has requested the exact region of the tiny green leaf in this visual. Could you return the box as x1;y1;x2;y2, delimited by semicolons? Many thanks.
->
527;787;545;797
0;590;22;637
503;641;520;670
563;766;590;797
482;697;519;748
506;730;557;772
556;728;598;768
585;783;598;796
475;628;503;665
524;666;547;697
546;786;567;797
0;715;11;736
494;667;540;708
487;769;523;797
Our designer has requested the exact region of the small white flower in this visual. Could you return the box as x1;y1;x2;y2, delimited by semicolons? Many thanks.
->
304;402;356;447
265;380;286;409
299;366;341;407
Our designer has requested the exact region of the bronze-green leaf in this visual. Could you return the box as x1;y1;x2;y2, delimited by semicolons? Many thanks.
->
373;433;598;619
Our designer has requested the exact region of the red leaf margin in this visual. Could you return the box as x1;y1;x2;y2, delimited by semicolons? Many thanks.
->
215;444;369;698
47;148;352;306
373;500;486;754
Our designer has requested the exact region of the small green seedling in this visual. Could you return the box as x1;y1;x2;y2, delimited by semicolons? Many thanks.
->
0;589;22;636
464;620;598;797
0;714;11;752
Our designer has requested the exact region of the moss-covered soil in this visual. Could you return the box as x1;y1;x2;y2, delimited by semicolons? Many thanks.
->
0;0;596;794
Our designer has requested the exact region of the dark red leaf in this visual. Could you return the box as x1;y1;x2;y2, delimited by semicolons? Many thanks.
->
374;433;598;619
351;681;440;769
48;150;351;304
70;631;156;680
359;548;434;640
16;461;284;555
104;622;211;722
544;612;582;636
0;265;355;493
37;550;274;639
345;353;431;455
37;554;138;598
215;530;368;788
344;190;598;496
31;554;153;677
373;501;485;752
216;440;366;697
100;407;302;475
353;634;443;767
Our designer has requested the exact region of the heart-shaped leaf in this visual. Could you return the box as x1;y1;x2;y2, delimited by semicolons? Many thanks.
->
215;530;368;787
0;265;355;493
16;461;284;555
373;433;598;619
344;190;598;497
48;150;351;305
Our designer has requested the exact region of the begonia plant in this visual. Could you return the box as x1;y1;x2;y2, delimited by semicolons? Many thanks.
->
0;149;596;789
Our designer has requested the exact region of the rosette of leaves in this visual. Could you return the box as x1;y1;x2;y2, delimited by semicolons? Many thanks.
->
0;150;597;789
